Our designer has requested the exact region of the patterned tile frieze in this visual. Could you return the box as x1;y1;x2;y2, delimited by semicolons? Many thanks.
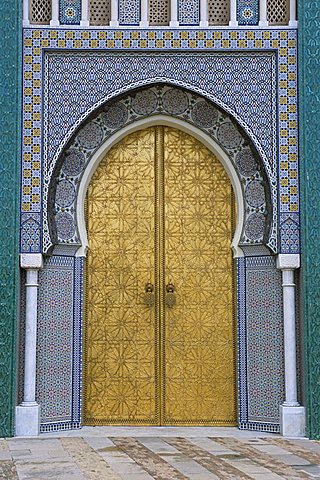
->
72;256;83;425
237;255;285;431
50;85;274;254
21;28;298;255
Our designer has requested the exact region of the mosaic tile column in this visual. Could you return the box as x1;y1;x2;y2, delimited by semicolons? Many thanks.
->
0;0;21;437
299;0;320;439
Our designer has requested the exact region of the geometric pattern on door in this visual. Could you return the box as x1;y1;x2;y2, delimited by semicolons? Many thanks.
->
84;126;236;425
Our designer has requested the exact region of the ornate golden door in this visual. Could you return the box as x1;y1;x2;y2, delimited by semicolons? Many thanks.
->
84;126;236;426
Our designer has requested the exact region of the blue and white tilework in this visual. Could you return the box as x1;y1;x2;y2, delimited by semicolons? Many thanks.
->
119;0;140;24
59;0;81;24
42;50;276;253
178;0;200;24
51;85;274;254
21;28;299;255
43;51;276;173
36;254;82;431
237;0;259;25
238;255;285;432
279;212;300;254
20;213;41;253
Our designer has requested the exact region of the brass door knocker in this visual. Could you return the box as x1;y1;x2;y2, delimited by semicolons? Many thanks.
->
165;283;176;308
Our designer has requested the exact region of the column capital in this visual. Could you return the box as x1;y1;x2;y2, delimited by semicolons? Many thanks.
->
276;253;300;270
20;253;43;270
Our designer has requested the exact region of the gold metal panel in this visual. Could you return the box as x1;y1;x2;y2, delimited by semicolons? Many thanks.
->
163;127;236;425
84;125;236;426
84;128;159;424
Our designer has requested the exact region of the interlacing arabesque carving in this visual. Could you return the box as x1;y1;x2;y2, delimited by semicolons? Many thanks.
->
49;85;274;254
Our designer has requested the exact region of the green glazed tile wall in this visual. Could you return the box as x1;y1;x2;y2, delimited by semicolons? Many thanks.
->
0;0;21;436
299;0;320;439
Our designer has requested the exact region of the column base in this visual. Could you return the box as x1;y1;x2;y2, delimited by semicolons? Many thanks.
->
280;405;306;437
50;20;60;27
80;20;90;26
258;20;269;26
169;20;180;27
15;403;40;436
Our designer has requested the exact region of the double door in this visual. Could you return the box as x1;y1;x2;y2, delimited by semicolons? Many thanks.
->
84;126;236;425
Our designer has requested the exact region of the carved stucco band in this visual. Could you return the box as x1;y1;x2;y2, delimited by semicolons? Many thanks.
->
299;0;320;439
0;0;21;437
48;85;275;256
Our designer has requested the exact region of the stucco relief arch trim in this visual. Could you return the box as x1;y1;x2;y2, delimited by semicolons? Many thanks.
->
76;115;245;258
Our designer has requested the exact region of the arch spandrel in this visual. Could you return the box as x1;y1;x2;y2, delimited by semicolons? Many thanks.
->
47;85;276;256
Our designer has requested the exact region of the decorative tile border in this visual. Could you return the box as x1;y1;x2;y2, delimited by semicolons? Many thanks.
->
21;28;299;254
237;257;248;424
72;257;83;424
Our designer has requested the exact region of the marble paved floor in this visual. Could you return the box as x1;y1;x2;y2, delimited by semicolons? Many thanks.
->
2;427;320;479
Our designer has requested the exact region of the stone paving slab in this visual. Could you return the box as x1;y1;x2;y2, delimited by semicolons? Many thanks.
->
1;428;320;479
